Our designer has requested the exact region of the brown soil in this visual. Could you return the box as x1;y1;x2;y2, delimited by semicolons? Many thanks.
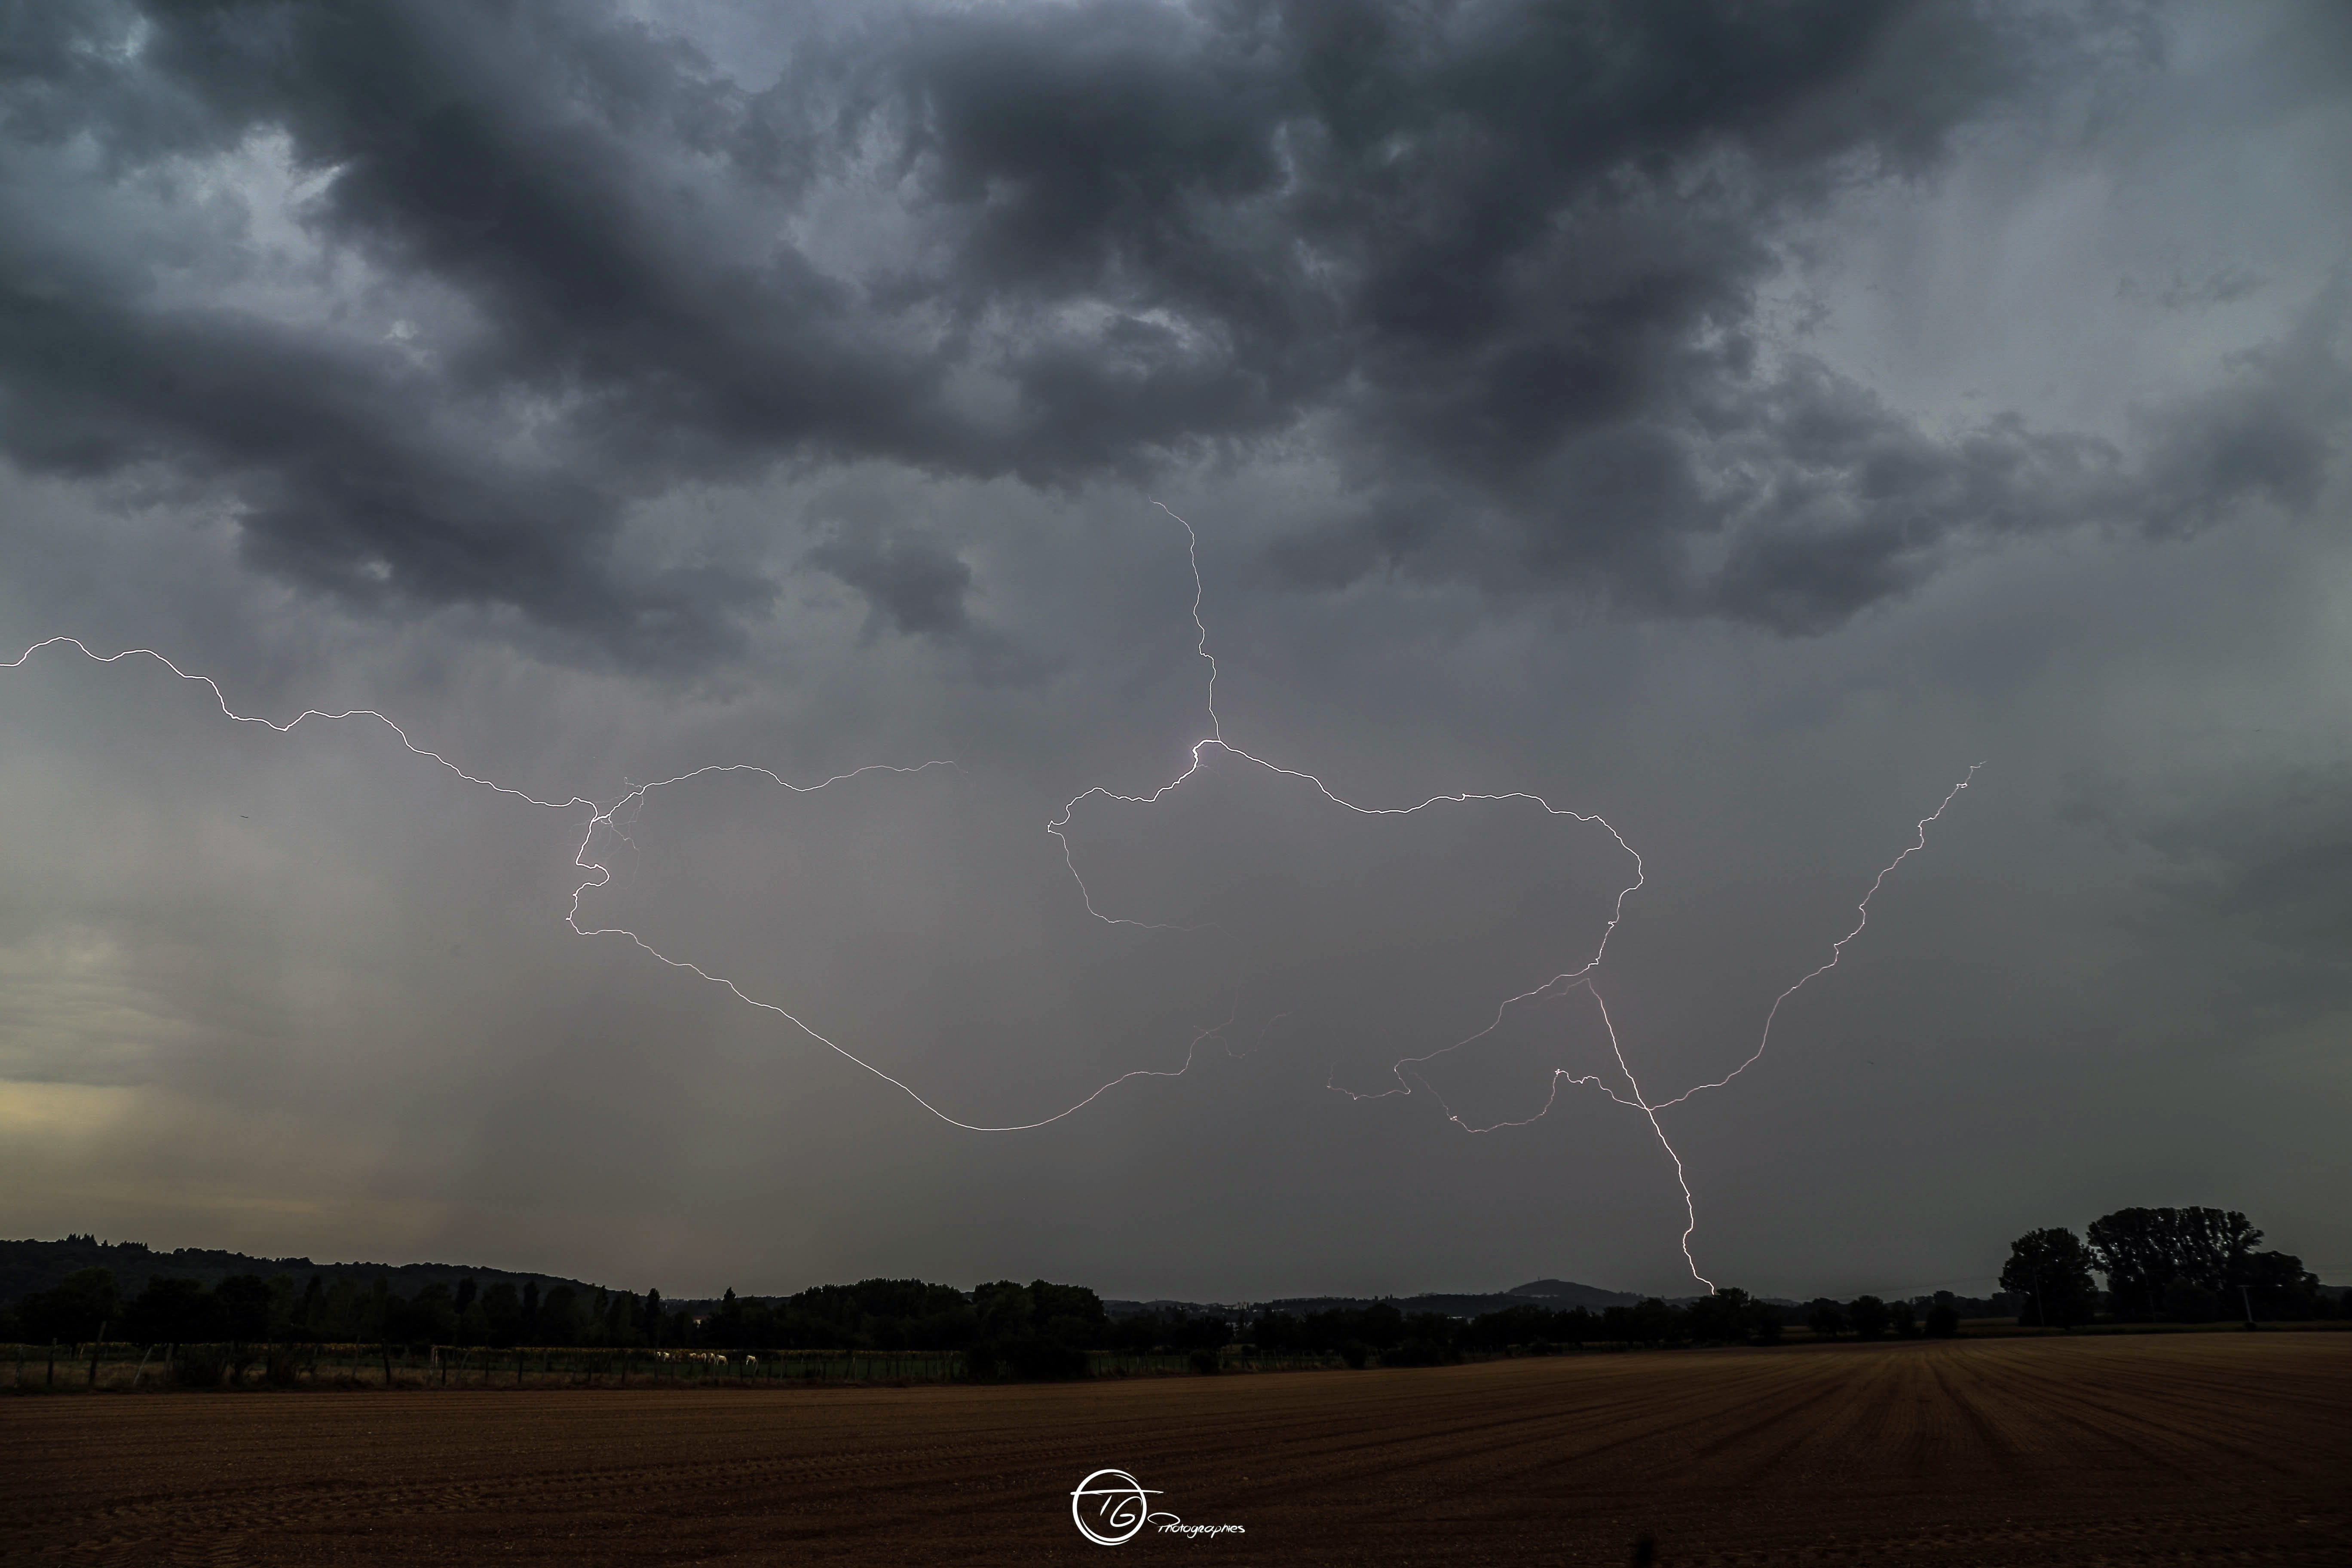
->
3;1333;2345;1565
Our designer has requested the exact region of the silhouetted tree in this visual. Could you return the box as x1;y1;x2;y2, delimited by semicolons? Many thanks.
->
18;1267;119;1342
388;1282;457;1345
710;1287;744;1346
2086;1207;2261;1320
966;1280;1099;1378
213;1275;273;1343
1685;1287;1758;1344
2237;1249;2321;1320
458;1302;487;1346
539;1286;578;1346
1625;1298;1676;1347
481;1282;521;1347
2000;1227;2098;1328
1848;1295;1890;1340
1805;1298;1847;1339
611;1288;649;1354
2085;1208;2174;1319
123;1276;220;1343
294;1274;327;1339
319;1276;361;1339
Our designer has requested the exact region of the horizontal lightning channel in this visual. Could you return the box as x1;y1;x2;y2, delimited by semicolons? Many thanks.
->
6;503;1978;1287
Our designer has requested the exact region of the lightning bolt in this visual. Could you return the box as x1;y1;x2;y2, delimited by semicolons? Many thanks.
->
1322;763;1981;1289
4;503;1978;1288
0;628;1334;1134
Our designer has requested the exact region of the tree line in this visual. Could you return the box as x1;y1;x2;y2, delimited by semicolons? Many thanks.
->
8;1209;2334;1384
2;1268;1993;1378
4;1268;669;1352
2000;1207;2329;1327
0;1268;1130;1371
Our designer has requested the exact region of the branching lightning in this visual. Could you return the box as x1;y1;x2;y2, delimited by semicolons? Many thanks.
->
3;505;1978;1287
1328;770;1981;1289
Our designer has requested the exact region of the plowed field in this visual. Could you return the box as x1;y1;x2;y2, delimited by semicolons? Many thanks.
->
4;1332;2345;1565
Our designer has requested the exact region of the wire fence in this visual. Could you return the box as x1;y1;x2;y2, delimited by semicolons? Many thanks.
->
2;1342;1351;1391
24;1323;2328;1393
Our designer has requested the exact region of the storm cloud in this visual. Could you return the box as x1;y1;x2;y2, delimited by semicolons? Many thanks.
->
5;0;2339;651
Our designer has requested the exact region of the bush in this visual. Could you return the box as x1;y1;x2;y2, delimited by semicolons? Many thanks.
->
1923;1302;1960;1338
1382;1339;1445;1368
1010;1339;1089;1379
172;1344;230;1389
1186;1348;1219;1375
1338;1341;1369;1369
965;1337;1088;1381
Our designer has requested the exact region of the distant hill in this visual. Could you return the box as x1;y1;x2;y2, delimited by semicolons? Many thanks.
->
1507;1279;1648;1310
8;1236;1792;1321
1265;1281;1655;1318
1105;1280;1659;1320
0;1235;607;1308
1102;1297;1253;1319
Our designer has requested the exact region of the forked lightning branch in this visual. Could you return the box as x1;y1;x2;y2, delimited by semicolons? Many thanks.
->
2;506;1976;1289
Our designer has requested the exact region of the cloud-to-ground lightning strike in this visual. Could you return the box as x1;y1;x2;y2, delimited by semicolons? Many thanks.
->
1330;763;1982;1288
1075;508;1978;1289
3;505;1976;1286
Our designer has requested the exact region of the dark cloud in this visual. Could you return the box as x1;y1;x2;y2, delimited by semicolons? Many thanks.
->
2135;303;2351;532
806;526;974;640
0;0;2342;651
802;521;1053;684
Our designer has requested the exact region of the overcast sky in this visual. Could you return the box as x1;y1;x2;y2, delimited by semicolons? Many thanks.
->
2;0;2346;1303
